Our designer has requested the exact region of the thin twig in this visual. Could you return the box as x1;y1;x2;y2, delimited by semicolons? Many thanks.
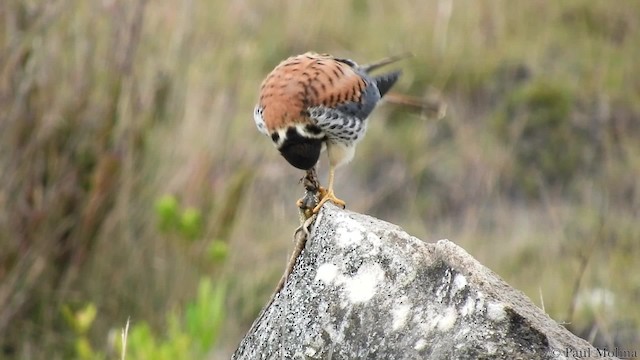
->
121;317;130;360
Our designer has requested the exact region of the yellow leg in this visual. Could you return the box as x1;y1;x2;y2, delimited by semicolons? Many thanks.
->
313;166;346;213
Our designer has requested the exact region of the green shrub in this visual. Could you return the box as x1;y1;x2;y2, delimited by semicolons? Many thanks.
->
124;278;226;360
63;278;225;360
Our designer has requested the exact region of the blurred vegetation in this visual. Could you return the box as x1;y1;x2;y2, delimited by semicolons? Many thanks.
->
61;278;225;360
1;0;639;358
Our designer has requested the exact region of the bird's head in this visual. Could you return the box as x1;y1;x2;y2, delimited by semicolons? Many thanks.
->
272;123;325;170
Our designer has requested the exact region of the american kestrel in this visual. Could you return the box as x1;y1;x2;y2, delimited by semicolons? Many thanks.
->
254;52;403;213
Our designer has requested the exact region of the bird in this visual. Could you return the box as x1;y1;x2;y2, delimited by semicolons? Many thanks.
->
254;52;404;213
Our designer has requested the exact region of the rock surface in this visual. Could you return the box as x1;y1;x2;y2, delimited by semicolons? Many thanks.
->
233;205;614;360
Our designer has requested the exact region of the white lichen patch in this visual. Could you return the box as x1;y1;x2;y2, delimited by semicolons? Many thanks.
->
486;302;506;322
414;338;427;351
391;299;411;330
343;263;385;303
316;261;386;305
436;307;458;332
304;346;318;357
423;306;458;334
335;223;364;248
315;263;339;285
365;232;382;253
485;342;498;355
473;291;486;313
452;273;468;294
460;296;476;317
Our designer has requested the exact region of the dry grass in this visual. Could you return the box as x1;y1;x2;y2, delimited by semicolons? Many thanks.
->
1;0;639;358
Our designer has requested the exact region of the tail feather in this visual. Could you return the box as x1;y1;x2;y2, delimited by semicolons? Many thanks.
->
360;52;413;73
374;70;402;98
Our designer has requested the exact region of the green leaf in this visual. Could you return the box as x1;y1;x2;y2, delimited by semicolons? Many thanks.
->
207;241;228;263
154;194;180;232
179;207;203;240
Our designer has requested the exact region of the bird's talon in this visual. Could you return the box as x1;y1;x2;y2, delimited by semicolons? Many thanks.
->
312;190;346;213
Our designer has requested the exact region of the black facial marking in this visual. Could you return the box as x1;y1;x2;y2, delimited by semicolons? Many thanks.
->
279;127;323;170
271;132;280;143
305;124;323;135
335;57;357;67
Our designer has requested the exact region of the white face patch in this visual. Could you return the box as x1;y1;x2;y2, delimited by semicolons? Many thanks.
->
270;123;326;150
253;106;268;135
271;128;287;148
295;123;325;140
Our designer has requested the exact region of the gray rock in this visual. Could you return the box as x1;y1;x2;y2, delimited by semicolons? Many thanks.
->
233;205;614;360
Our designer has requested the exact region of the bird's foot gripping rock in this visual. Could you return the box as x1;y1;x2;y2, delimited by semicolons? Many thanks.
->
312;187;346;213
